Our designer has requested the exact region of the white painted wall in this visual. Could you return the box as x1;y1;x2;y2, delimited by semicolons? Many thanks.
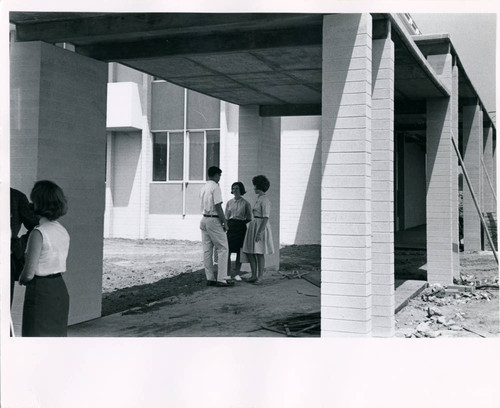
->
280;116;321;245
106;82;143;131
109;132;143;238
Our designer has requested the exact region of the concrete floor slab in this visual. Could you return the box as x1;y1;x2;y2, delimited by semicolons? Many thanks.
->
395;279;428;313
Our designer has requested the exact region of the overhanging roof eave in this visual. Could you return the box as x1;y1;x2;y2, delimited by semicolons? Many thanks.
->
413;33;496;131
388;13;451;99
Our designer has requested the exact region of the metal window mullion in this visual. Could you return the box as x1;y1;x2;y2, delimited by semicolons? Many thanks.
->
166;132;170;182
182;89;188;217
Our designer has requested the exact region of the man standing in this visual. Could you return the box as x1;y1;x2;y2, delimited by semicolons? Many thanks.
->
10;188;39;306
199;166;234;287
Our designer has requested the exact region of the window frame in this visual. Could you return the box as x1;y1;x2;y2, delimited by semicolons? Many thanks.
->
151;128;220;184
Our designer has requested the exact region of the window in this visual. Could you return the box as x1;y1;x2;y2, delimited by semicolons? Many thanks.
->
153;130;220;182
152;132;167;181
189;131;204;180
169;132;184;181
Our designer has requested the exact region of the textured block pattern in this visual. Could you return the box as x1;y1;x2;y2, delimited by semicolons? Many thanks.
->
483;125;495;213
371;37;395;337
321;14;373;336
426;53;455;284
462;104;483;251
451;63;460;278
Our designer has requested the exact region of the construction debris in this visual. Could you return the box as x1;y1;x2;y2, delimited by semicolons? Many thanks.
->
260;312;320;337
296;290;319;297
278;270;310;280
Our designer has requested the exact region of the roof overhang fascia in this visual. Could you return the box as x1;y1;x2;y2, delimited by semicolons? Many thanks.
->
387;13;451;98
413;33;496;131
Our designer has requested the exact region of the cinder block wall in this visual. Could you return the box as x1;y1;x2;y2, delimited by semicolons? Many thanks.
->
483;125;494;213
462;103;483;251
280;116;321;245
11;41;107;325
426;52;456;284
371;35;395;337
452;63;460;276
321;14;373;336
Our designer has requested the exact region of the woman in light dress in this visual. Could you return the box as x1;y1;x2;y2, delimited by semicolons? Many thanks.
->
242;175;274;283
225;181;252;277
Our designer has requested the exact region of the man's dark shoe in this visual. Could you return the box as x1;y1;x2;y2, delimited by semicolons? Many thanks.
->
206;280;217;287
216;280;235;287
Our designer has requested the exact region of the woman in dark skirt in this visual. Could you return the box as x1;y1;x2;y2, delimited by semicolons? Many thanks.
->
19;180;70;337
225;182;252;277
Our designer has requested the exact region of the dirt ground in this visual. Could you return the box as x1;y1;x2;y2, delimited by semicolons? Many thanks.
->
102;239;320;316
101;239;498;337
395;250;499;338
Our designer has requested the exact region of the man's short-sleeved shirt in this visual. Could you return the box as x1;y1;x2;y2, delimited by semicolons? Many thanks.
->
200;180;223;215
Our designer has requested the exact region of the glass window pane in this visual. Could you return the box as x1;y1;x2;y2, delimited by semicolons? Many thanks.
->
169;132;184;181
206;130;220;169
189;131;204;180
153;132;167;181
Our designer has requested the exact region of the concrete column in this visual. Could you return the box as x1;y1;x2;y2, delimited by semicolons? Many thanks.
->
371;35;394;337
103;132;114;237
238;106;280;270
139;73;152;239
483;123;494;213
462;102;483;251
11;41;107;325
219;101;239;203
493;132;497;200
321;14;372;337
426;52;455;285
451;61;460;279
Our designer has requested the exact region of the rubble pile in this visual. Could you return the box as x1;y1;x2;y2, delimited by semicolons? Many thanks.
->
401;279;497;338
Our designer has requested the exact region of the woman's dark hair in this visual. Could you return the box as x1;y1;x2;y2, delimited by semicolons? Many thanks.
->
231;181;246;195
252;175;270;192
30;180;68;221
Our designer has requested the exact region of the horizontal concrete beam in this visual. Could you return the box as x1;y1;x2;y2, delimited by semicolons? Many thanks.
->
260;104;321;117
76;27;323;61
13;13;323;44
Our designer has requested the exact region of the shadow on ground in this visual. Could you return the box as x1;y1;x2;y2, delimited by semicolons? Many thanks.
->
102;244;321;317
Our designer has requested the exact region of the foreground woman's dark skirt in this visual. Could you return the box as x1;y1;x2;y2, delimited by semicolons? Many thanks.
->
22;273;69;337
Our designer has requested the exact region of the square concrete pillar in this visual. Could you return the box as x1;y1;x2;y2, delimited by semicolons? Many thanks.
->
11;41;107;325
321;14;372;337
238;106;281;270
483;124;494;213
462;102;483;251
451;62;460;277
426;52;456;285
371;36;395;337
493;132;497;200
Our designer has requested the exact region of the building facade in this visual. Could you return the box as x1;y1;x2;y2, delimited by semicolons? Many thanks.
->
9;12;496;337
104;64;322;247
